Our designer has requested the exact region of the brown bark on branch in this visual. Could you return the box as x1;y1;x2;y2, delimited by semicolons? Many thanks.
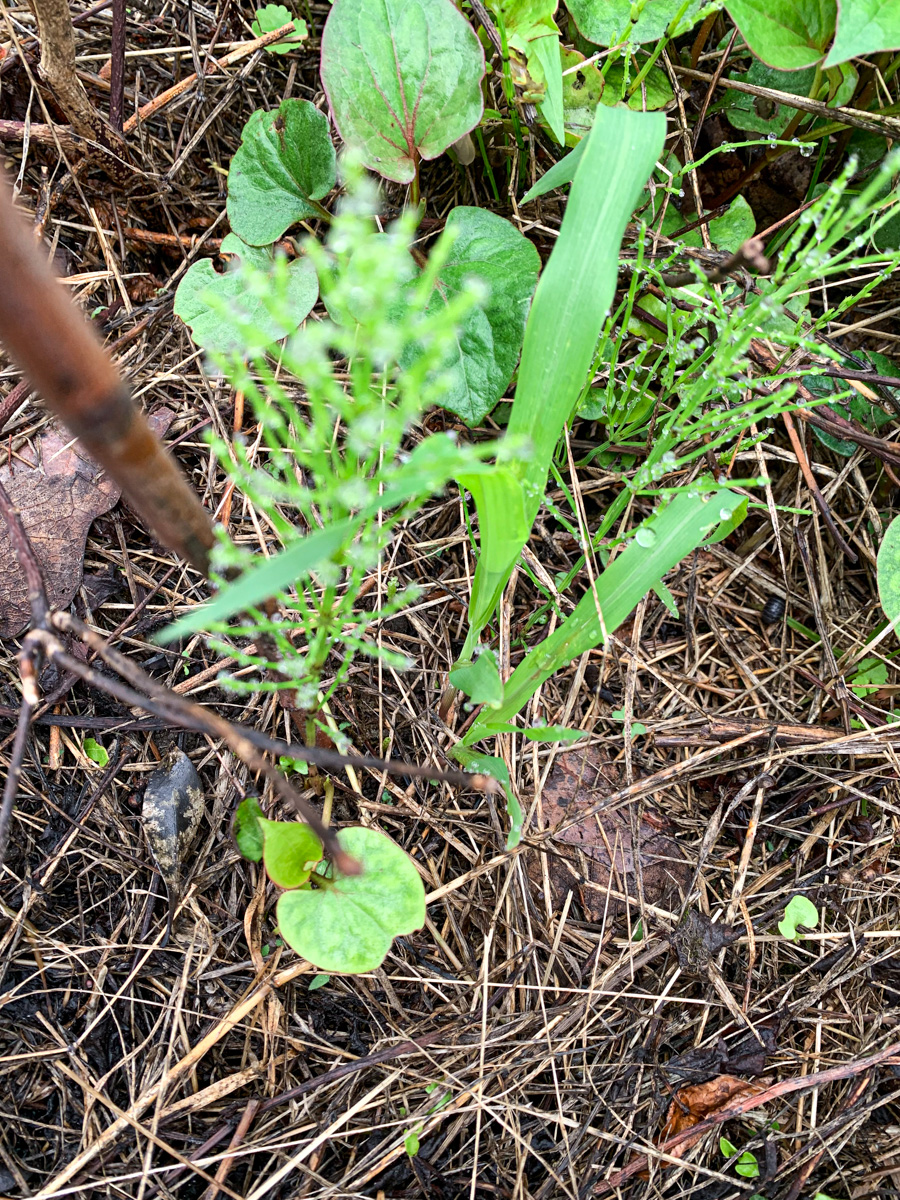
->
31;0;128;156
0;173;215;575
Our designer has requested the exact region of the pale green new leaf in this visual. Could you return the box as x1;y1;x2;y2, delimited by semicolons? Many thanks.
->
251;4;308;53
276;827;425;972
173;235;318;355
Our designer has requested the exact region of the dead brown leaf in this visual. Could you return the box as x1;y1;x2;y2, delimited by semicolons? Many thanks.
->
0;409;174;636
657;1073;771;1161
529;749;690;921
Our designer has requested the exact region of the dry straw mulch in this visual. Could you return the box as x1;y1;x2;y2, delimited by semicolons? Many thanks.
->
2;2;900;1198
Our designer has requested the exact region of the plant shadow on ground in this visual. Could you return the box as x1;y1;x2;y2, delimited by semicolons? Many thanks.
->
2;2;900;1198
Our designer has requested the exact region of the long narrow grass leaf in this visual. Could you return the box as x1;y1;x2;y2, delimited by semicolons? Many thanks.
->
460;490;743;743
467;105;665;639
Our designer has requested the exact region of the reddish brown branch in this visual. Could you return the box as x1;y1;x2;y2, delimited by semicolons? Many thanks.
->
782;409;857;561
108;0;126;133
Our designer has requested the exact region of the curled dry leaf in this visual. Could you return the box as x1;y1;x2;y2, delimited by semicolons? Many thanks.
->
528;749;690;921
141;748;205;945
0;408;174;637
654;1073;772;1167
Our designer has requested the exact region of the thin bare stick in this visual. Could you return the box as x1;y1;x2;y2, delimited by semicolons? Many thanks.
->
594;1040;900;1192
24;625;351;869
661;236;770;289
0;689;33;863
122;22;302;135
50;612;497;792
108;0;126;133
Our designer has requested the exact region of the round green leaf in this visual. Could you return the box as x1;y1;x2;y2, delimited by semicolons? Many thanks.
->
276;827;426;972
227;99;336;246
567;0;714;46
402;207;540;426
234;796;265;862
261;820;323;888
778;894;819;940
174;234;319;356
320;0;485;185
878;514;900;625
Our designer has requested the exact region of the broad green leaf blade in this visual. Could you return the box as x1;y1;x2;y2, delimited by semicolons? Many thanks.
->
661;195;756;254
320;0;485;185
157;436;500;642
468;104;665;639
449;650;504;707
226;100;336;245
461;490;744;740
276;827;426;973
725;0;837;69
567;0;716;45
251;4;308;53
261;820;323;888
602;61;674;110
453;749;523;848
234;796;265;861
878;514;900;624
173;235;319;355
825;0;900;66
520;138;586;203
404;208;540;426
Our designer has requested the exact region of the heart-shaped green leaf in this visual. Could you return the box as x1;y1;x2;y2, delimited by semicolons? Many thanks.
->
403;207;540;426
276;827;426;972
725;0;837;69
320;0;485;184
825;0;900;66
227;99;336;246
778;894;819;940
261;820;323;888
173;234;319;356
